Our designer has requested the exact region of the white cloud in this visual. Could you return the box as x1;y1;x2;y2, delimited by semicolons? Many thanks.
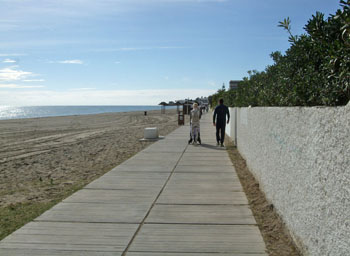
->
0;89;215;106
115;61;121;64
0;0;227;34
0;66;44;86
92;46;187;52
158;46;187;49
0;83;45;89
3;59;16;63
69;88;96;91
58;59;84;64
0;53;26;57
23;79;45;82
208;81;217;87
119;48;140;51
0;67;33;81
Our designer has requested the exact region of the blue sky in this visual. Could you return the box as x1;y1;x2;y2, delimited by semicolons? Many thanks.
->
0;0;340;105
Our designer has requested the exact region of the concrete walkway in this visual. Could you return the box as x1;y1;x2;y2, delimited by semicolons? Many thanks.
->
0;113;267;255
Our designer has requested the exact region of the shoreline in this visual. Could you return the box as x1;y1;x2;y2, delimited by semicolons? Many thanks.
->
0;109;183;240
0;106;177;121
0;109;164;122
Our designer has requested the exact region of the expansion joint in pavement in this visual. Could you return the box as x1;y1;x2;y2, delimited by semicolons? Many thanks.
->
121;143;189;256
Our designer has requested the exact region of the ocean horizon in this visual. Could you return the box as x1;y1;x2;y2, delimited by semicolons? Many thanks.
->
0;105;174;120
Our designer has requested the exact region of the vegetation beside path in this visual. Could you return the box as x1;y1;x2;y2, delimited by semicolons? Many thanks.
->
226;139;301;256
210;1;350;107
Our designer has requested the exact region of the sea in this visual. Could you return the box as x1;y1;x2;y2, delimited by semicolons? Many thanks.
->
0;105;172;120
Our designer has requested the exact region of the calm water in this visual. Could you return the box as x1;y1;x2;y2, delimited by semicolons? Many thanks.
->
0;106;168;120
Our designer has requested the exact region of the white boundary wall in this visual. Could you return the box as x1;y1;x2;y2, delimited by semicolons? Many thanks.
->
226;103;350;256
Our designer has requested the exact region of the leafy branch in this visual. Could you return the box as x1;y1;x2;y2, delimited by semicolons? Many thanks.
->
278;17;298;44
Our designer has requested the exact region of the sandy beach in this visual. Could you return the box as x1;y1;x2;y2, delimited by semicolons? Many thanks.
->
0;109;181;208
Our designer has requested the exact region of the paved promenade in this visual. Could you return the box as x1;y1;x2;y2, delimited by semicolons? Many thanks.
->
0;113;267;255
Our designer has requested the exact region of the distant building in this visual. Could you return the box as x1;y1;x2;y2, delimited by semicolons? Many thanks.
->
229;80;241;90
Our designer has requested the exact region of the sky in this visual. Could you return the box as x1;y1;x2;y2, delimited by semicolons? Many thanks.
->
0;0;341;105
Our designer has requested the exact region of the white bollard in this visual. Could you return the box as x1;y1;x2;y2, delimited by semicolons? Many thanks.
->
144;127;159;139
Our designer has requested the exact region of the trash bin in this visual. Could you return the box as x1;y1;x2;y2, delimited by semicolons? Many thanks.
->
178;111;184;125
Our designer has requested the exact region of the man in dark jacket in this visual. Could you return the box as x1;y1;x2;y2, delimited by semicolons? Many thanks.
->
213;98;230;147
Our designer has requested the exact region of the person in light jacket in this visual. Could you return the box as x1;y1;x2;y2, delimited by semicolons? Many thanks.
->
189;102;202;145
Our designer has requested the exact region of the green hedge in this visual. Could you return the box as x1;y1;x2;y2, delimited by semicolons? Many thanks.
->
211;1;350;107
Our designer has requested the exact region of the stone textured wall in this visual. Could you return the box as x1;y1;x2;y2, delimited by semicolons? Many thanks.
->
227;104;350;255
226;108;236;142
226;107;236;144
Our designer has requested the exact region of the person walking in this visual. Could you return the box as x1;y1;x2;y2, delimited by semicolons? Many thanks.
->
213;98;230;147
189;102;202;145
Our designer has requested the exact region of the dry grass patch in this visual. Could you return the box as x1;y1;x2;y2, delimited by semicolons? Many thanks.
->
226;139;301;256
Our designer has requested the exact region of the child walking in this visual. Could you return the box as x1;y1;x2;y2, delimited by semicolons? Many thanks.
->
188;103;202;145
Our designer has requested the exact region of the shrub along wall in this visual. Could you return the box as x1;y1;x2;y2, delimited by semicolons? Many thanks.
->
210;1;350;108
